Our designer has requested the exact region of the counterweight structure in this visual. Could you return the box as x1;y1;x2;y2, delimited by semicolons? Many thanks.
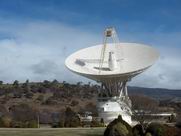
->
65;27;159;125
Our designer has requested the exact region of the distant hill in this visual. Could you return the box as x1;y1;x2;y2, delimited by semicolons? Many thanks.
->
128;86;181;100
0;81;180;126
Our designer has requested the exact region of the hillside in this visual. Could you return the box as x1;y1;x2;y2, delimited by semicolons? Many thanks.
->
0;80;180;127
128;86;181;100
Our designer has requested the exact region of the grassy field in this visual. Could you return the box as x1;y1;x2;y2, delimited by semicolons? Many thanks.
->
0;128;105;136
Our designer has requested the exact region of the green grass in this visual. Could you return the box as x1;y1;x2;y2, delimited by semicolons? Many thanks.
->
0;128;105;136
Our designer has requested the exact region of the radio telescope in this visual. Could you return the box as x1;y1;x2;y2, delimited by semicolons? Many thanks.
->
65;27;159;125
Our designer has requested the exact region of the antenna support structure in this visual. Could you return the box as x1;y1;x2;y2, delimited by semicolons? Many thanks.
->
97;27;132;125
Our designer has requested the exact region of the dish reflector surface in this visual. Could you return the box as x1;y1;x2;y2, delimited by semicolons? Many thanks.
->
65;43;159;81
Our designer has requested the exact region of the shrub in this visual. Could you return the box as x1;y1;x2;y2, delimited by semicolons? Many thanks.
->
0;116;12;127
11;120;38;128
145;122;179;136
176;121;181;128
70;116;81;127
51;122;59;128
146;123;165;136
64;107;81;127
104;115;132;136
112;122;129;136
71;100;79;107
25;92;34;99
91;119;104;127
163;125;179;136
59;119;65;127
28;120;38;128
132;124;144;136
145;132;152;136
64;116;80;127
11;121;26;128
11;103;37;122
36;95;44;102
44;97;58;105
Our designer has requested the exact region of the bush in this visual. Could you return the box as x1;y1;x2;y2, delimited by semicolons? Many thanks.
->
70;100;79;107
176;121;181;128
70;117;81;127
11;121;27;128
91;119;104;127
146;123;180;136
163;125;179;136
104;115;132;136
112;122;129;136
64;107;81;127
36;95;44;102
11;103;37;122
11;120;38;128
59;119;65;127
145;132;152;136
64;116;81;127
51;122;59;128
0;116;12;127
25;92;34;99
28;120;38;128
132;124;144;136
44;97;58;105
146;123;165;136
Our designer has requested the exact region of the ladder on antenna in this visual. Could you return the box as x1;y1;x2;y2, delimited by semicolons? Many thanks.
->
99;27;120;73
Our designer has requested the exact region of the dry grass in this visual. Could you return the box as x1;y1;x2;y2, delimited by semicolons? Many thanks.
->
0;128;105;136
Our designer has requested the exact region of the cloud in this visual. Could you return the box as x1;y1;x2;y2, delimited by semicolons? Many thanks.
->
31;60;59;75
0;19;180;89
130;49;181;89
0;20;98;83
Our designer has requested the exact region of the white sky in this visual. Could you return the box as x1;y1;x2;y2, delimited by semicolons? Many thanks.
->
0;19;181;89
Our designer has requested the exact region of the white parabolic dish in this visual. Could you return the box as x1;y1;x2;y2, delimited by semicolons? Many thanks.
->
65;43;159;82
